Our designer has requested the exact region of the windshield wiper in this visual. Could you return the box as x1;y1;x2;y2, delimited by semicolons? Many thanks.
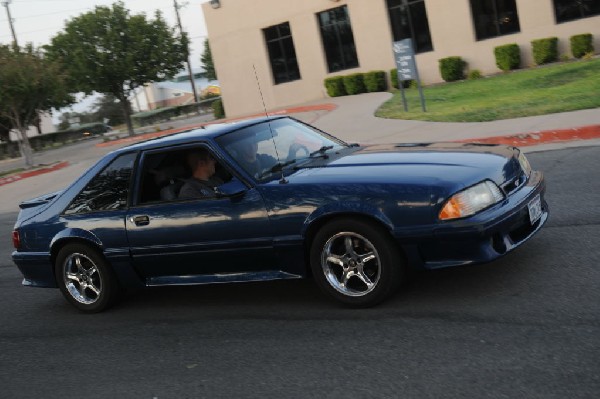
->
258;159;296;179
309;145;334;159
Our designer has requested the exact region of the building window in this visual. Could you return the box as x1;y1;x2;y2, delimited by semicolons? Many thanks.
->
470;0;521;41
317;6;359;73
386;0;433;53
554;0;600;23
263;22;301;85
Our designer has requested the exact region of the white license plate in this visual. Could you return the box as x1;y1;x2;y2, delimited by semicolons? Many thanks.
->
528;195;542;225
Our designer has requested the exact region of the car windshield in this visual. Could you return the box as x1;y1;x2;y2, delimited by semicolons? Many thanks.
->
215;118;347;181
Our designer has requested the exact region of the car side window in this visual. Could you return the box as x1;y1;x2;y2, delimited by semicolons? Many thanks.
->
137;145;232;204
64;152;137;215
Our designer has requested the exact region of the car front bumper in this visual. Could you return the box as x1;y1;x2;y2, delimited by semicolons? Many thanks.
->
400;171;548;270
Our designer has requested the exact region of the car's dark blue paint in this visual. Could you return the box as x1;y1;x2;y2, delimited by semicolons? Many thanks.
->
12;116;548;298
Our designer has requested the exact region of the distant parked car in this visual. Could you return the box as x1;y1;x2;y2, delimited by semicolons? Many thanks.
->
11;116;548;312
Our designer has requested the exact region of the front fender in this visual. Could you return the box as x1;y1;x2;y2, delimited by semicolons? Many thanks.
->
302;201;394;237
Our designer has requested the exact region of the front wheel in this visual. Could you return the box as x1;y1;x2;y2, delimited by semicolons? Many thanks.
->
310;218;404;307
54;243;120;313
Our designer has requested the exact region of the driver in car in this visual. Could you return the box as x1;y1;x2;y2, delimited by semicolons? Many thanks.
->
235;136;277;178
178;149;224;199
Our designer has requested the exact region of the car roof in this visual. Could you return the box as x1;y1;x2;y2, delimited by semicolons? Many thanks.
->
113;115;287;155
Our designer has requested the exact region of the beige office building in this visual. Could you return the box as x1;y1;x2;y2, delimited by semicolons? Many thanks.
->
202;0;600;118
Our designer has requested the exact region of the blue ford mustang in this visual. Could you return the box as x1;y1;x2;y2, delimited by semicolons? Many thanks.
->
12;116;548;312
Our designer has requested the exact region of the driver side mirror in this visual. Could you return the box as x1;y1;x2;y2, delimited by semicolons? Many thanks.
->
215;179;247;198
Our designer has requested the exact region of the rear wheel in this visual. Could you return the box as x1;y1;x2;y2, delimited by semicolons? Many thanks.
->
55;243;120;313
310;218;404;307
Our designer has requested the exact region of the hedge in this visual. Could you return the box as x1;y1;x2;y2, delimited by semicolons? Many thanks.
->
212;98;225;119
494;43;520;71
363;70;387;92
0;124;108;158
439;56;466;82
324;76;346;97
570;33;594;59
131;97;218;126
343;73;367;95
532;37;558;65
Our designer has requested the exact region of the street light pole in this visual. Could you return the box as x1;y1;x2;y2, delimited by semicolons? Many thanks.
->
173;0;199;103
1;0;18;48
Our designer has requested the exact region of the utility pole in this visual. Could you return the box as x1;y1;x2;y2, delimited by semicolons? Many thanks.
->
1;0;18;48
173;0;199;103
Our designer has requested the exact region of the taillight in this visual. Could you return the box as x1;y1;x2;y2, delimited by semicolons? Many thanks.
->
12;230;20;249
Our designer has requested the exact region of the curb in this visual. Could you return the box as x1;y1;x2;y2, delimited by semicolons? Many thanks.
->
0;161;70;187
97;103;338;148
458;124;600;147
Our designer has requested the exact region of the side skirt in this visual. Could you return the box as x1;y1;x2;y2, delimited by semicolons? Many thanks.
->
146;270;303;287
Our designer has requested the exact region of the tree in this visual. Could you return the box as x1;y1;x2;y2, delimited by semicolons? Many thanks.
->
0;44;73;167
92;94;130;126
46;2;188;136
201;38;217;81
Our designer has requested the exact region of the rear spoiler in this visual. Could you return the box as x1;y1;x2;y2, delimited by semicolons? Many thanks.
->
19;190;63;209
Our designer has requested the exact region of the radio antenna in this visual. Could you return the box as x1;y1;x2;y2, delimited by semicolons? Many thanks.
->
253;64;287;183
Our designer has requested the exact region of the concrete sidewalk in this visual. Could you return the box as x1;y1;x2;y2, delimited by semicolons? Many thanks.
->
304;92;600;148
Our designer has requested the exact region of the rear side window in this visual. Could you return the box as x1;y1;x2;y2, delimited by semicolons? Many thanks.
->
65;153;137;215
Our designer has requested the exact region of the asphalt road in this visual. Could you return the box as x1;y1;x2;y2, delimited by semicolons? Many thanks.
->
0;146;599;399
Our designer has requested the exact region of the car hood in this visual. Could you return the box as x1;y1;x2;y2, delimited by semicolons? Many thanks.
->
289;142;521;192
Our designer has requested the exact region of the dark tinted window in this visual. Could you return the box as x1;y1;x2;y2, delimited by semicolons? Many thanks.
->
318;6;359;73
387;0;433;53
263;22;301;85
470;0;521;40
554;0;600;23
65;152;137;215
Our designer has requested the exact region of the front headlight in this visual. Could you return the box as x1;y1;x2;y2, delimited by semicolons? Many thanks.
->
439;180;504;220
518;151;532;176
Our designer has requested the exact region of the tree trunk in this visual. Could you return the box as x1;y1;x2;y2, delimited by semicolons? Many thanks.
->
17;127;35;167
120;95;135;137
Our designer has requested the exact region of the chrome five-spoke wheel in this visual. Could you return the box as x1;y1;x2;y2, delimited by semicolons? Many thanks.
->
55;243;120;313
321;232;381;297
311;218;404;307
63;252;103;305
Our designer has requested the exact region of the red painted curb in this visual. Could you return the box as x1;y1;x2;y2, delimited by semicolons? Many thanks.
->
97;103;338;148
0;161;70;187
456;124;600;147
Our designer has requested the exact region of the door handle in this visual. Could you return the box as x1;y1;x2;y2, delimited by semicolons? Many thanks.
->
130;215;150;226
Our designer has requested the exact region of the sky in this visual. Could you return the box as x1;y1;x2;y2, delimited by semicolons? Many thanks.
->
0;0;211;117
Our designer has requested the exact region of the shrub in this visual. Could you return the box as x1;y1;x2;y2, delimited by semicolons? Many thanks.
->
531;37;558;65
324;76;346;97
390;69;399;89
212;98;225;119
570;33;594;59
468;69;483;80
364;70;387;92
343;73;367;95
494;43;520;71
439;56;466;82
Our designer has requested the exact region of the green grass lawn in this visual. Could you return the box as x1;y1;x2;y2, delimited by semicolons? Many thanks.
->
376;58;600;122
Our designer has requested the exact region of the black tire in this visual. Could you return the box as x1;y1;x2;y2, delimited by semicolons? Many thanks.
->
54;243;121;313
310;218;404;307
